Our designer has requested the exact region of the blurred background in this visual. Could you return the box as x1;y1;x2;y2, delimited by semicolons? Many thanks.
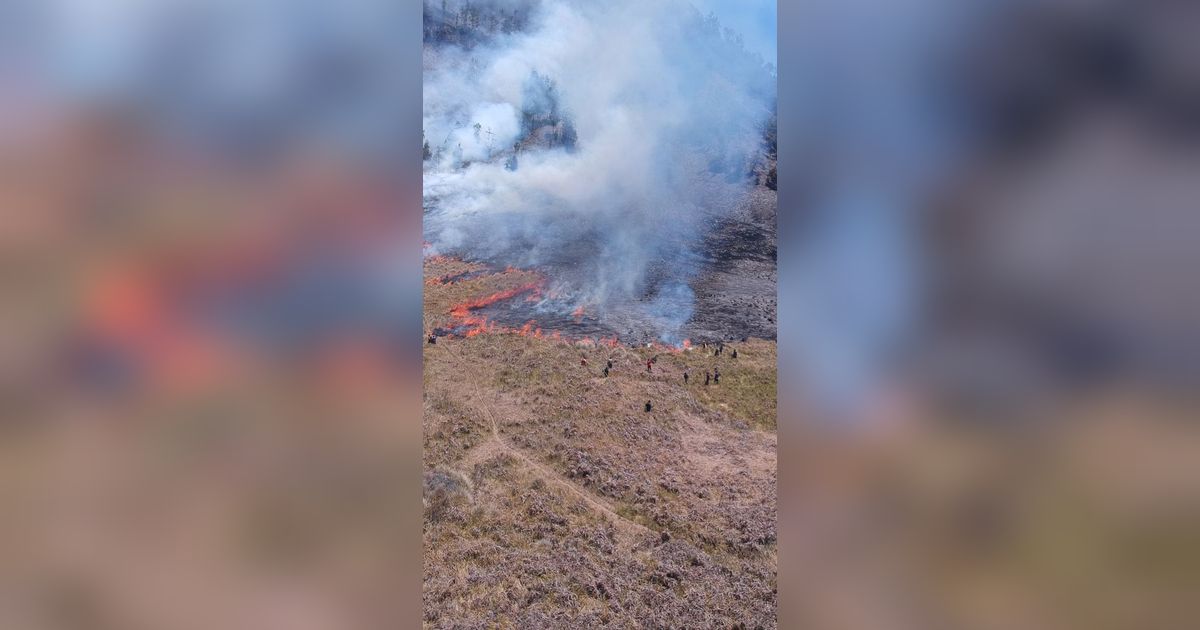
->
1;0;425;628
778;0;1199;628
1;0;1197;628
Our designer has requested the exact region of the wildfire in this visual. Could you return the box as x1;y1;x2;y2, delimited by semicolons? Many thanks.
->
430;257;695;352
448;282;544;319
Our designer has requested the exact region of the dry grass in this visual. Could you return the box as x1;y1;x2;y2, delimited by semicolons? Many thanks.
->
423;260;778;628
422;257;542;333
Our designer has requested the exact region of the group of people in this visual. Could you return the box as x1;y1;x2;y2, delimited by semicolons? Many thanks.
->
598;342;740;414
710;342;737;359
587;342;743;413
687;367;719;385
601;343;739;382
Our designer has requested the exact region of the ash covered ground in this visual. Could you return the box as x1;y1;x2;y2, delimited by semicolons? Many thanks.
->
685;182;777;343
423;178;776;346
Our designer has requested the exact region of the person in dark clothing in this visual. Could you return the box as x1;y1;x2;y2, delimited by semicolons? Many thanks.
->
683;371;689;384
428;335;437;344
704;371;711;385
731;349;737;359
713;367;720;384
644;401;652;412
603;366;609;377
607;359;613;370
647;360;653;373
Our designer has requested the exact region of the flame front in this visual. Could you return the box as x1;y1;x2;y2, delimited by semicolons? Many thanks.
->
432;257;694;351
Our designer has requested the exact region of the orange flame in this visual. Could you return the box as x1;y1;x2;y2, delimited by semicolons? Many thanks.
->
430;258;678;349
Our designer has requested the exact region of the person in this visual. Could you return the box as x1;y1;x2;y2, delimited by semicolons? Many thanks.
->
713;367;720;384
647;360;653;373
603;365;609;377
606;359;613;370
427;335;437;344
581;358;588;366
644;401;652;412
683;371;689;384
731;349;737;359
704;371;711;385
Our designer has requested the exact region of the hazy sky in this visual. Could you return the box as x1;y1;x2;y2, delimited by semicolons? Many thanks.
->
690;0;776;64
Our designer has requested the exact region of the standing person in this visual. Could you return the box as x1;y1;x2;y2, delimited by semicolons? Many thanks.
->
683;370;689;384
645;401;652;412
607;359;613;370
647;359;653;373
705;371;711;386
713;367;720;384
603;365;609;377
732;349;738;359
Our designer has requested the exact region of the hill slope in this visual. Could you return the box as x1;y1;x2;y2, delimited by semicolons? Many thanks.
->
423;256;777;628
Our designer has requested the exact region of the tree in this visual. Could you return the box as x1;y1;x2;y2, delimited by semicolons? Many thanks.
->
505;142;519;171
560;119;578;152
521;70;561;135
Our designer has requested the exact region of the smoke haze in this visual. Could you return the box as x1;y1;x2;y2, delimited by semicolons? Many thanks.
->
423;0;776;344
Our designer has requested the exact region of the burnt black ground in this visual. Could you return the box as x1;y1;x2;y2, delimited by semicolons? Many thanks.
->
425;180;777;345
683;183;777;343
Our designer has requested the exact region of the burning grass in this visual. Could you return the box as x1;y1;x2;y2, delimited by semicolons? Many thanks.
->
422;256;542;335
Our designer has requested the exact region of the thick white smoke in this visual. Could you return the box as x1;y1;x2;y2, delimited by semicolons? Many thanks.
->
423;0;775;343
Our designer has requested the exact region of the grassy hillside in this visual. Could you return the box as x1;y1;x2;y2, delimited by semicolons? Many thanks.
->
423;256;778;628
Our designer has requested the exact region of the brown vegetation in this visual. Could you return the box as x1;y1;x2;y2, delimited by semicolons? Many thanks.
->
423;260;777;628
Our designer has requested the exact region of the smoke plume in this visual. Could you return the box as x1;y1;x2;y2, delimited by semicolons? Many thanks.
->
423;0;775;344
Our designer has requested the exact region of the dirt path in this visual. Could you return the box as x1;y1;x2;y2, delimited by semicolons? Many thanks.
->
438;341;654;546
435;337;775;550
469;387;654;546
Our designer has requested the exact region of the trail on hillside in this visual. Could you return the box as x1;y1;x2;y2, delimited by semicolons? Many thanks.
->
440;340;655;547
474;386;654;546
435;335;777;552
